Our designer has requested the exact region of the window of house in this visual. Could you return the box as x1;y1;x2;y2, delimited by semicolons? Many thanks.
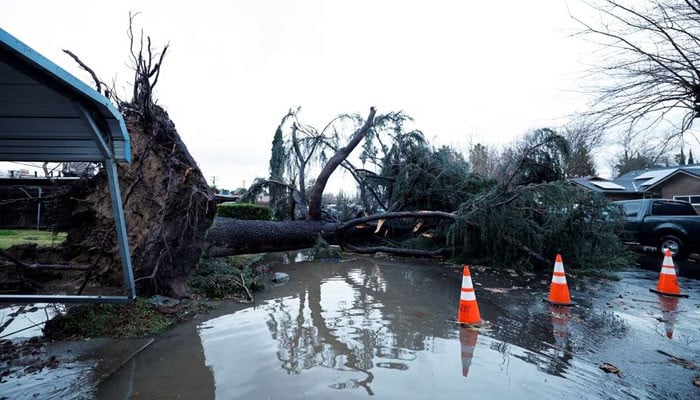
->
673;195;700;205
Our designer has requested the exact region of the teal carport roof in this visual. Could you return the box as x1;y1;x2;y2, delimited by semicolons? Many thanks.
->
0;27;130;163
0;27;135;303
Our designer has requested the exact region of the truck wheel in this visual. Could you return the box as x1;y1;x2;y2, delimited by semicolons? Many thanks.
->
659;235;684;257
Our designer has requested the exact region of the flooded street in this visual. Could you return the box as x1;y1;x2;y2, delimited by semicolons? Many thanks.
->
93;254;700;400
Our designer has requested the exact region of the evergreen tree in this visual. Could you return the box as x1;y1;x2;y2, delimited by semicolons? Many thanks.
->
269;125;285;180
562;119;602;178
566;143;597;178
675;147;686;165
503;128;570;185
268;125;289;220
689;149;695;165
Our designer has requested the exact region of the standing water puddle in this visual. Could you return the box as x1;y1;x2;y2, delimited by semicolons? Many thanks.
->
0;304;98;400
97;255;700;399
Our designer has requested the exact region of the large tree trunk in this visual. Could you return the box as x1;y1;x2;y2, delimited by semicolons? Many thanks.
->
307;107;376;220
205;211;457;257
204;210;550;267
205;218;341;256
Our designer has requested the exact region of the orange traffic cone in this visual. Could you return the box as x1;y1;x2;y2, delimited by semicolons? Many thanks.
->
658;295;680;339
459;326;479;377
650;250;689;298
457;265;481;325
545;254;575;306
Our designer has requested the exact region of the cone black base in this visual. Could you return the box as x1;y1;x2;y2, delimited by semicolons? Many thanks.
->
457;321;482;328
543;298;576;307
649;288;689;298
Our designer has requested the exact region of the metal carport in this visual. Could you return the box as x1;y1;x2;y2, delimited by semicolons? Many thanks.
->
0;27;135;303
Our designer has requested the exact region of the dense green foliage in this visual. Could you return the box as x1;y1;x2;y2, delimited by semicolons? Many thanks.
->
188;255;264;299
504;128;571;185
383;145;477;211
446;181;632;270
269;125;290;220
309;235;342;259
355;123;632;270
260;107;633;272
216;203;272;220
43;299;186;339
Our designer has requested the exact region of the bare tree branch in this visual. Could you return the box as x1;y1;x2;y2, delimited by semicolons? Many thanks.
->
62;49;103;94
0;249;89;271
575;0;700;136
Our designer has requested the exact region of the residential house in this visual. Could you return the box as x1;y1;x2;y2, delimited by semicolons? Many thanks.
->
570;165;700;213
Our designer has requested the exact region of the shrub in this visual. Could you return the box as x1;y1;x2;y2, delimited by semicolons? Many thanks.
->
216;203;272;220
43;299;173;339
188;255;264;299
310;235;341;260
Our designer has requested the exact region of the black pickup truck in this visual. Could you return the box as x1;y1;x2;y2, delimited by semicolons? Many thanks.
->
615;199;700;257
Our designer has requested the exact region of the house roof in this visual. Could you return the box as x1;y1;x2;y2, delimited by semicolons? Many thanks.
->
615;165;700;192
571;165;700;194
569;176;628;193
0;27;130;163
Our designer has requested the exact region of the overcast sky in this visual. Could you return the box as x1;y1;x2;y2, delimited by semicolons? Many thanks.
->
2;0;601;189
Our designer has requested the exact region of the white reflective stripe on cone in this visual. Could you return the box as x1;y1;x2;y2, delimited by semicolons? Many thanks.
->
460;290;476;301
660;266;676;275
461;275;473;289
551;275;567;284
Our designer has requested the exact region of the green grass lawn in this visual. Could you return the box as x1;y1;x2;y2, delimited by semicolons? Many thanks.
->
0;229;67;249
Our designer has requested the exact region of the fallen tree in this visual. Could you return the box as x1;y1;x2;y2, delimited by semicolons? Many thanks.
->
0;19;634;299
204;210;455;258
1;100;632;298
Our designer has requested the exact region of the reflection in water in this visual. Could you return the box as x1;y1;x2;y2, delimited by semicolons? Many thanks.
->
201;259;594;399
273;250;314;265
657;295;679;339
264;266;405;395
458;327;478;377
549;305;570;357
197;259;472;399
0;303;65;339
193;258;699;399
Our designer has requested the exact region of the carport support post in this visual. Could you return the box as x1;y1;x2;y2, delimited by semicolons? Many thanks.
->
77;102;136;300
104;158;136;300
